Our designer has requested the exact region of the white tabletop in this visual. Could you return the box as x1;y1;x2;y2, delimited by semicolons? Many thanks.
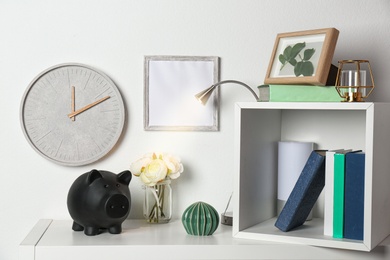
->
20;219;390;260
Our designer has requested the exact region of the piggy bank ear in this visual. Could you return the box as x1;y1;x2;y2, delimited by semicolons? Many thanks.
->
117;170;132;186
87;169;103;185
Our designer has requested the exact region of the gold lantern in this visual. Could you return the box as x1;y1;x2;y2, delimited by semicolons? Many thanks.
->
335;60;375;102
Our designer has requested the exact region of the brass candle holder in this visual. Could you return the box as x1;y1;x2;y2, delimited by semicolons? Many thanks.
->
335;60;375;102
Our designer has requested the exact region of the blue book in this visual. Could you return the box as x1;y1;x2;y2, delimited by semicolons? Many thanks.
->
275;150;326;232
344;152;365;240
333;150;361;238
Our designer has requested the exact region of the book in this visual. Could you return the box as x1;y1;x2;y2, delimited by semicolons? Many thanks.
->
275;150;327;232
257;84;342;102
323;149;352;237
344;152;365;240
333;150;361;238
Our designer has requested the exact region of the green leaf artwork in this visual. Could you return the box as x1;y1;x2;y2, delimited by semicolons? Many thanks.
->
278;42;316;77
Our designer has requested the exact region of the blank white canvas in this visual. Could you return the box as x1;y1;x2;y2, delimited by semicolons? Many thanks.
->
146;58;218;130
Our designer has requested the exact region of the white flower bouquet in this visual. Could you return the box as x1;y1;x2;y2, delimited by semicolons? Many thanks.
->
130;152;184;223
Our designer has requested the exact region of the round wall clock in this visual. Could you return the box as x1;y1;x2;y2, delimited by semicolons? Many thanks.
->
20;63;126;166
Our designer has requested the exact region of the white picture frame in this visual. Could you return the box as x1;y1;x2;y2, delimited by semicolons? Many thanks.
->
144;56;220;131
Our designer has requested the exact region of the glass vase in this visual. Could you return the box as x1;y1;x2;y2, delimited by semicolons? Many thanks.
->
143;179;172;223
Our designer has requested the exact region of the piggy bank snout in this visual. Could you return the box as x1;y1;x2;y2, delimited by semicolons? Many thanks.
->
105;194;130;218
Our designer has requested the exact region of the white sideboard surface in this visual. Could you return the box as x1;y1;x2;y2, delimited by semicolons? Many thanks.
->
20;219;390;260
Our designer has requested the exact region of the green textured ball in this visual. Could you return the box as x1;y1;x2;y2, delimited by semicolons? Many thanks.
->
182;201;219;236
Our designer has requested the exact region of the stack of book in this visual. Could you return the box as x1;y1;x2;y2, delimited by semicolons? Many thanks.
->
275;149;365;241
324;150;365;240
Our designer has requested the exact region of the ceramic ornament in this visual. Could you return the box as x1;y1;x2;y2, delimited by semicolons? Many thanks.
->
182;201;219;236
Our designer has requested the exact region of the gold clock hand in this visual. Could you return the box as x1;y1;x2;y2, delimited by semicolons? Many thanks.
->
71;86;75;121
68;96;110;118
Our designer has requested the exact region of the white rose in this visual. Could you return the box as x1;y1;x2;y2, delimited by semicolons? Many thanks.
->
130;157;151;176
140;158;168;186
162;154;184;179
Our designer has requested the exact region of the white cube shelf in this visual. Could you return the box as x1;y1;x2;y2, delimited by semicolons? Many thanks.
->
233;102;390;251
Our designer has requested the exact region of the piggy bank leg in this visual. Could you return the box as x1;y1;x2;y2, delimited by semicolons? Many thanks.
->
84;226;100;236
108;224;122;234
72;221;84;232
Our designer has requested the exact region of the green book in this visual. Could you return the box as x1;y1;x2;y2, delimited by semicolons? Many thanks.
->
333;152;346;238
258;84;342;102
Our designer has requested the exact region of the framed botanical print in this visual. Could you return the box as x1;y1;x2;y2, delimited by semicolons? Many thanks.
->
265;28;339;85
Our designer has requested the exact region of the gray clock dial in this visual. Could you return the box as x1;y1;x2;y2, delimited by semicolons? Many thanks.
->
20;63;125;166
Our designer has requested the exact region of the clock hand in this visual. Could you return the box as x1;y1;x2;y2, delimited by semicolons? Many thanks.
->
68;96;110;118
71;86;75;121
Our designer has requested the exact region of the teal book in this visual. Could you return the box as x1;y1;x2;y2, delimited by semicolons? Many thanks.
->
258;84;342;102
344;152;365;240
333;150;361;238
333;152;346;238
275;150;326;232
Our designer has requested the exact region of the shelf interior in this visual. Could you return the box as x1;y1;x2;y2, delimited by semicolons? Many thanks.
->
235;105;371;251
237;217;367;251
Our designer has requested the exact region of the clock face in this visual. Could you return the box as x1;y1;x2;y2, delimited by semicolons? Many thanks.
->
20;63;126;166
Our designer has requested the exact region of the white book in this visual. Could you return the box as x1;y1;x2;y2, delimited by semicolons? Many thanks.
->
323;149;351;236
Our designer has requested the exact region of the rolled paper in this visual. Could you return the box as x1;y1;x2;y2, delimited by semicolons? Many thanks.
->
277;141;314;215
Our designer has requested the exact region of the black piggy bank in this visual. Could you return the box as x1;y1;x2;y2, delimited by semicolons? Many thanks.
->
67;169;132;236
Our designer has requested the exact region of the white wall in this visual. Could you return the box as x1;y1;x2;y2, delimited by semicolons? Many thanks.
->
1;1;389;259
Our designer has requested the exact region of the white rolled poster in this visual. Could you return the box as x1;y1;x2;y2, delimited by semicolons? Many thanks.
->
277;141;314;218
